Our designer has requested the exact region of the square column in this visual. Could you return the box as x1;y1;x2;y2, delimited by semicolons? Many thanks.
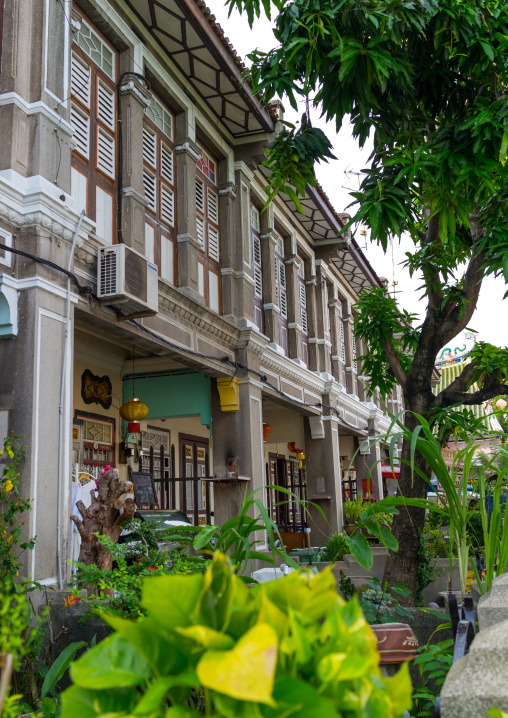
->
210;363;264;527
303;407;343;539
355;439;383;500
218;181;239;321
175;138;203;304
118;75;152;254
0;280;74;586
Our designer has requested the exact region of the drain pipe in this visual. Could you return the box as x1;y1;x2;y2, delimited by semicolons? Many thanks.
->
57;210;85;589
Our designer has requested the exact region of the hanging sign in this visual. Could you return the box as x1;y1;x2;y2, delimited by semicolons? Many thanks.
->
81;369;112;410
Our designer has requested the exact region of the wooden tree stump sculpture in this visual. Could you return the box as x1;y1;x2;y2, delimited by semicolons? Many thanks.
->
70;468;134;571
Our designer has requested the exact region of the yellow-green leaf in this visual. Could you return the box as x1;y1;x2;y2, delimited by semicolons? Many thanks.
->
383;661;413;714
175;625;234;650
197;623;278;705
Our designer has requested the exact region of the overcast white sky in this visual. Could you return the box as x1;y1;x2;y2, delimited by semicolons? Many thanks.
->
212;2;508;348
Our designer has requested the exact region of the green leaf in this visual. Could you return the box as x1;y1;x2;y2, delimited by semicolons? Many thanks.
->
69;633;151;689
345;532;373;570
141;573;204;628
61;685;138;718
103;614;187;675
41;697;59;718
41;641;87;697
193;524;216;550
133;673;199;715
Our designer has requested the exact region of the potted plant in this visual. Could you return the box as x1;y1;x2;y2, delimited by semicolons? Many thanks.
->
319;532;349;563
342;497;364;535
359;577;419;667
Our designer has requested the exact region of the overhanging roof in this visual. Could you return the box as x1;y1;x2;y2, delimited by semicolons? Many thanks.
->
278;180;383;293
122;0;276;138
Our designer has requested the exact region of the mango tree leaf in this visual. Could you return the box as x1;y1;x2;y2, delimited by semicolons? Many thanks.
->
41;640;87;697
197;623;277;705
345;533;373;570
69;633;151;689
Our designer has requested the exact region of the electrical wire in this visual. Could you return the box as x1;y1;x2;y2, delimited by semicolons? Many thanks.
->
126;316;372;434
0;240;372;432
0;242;90;294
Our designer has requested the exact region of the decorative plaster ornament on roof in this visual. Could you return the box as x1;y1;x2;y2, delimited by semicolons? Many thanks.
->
436;330;477;367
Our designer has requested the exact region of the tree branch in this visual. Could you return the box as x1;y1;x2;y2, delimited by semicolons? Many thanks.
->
434;360;508;408
420;213;444;313
381;338;408;391
434;361;479;406
438;217;487;347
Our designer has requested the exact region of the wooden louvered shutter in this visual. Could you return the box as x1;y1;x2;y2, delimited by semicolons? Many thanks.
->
70;19;117;245
339;319;346;364
251;205;263;332
352;333;358;372
195;144;221;312
142;92;176;282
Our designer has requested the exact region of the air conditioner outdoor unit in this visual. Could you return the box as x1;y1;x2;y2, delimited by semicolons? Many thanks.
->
97;244;158;319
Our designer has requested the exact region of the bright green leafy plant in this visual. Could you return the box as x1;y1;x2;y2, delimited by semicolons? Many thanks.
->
62;552;412;718
194;486;377;575
228;0;508;599
320;532;349;563
359;577;413;625
364;415;508;596
70;520;207;619
411;639;454;717
0;434;34;582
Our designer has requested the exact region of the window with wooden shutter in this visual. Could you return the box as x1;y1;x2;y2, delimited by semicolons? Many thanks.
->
69;15;117;245
143;92;176;284
274;231;288;355
339;319;346;364
195;143;221;312
250;204;263;332
297;258;309;366
352;333;358;373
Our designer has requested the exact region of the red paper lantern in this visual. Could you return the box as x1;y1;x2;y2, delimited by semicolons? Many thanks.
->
263;423;272;442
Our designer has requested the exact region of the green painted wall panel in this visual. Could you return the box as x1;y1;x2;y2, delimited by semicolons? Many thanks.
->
123;373;212;425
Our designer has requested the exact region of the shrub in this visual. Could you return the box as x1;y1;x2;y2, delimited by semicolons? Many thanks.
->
416;526;445;607
342;497;364;524
337;569;356;600
62;553;412;718
359;577;413;624
319;532;349;562
70;519;207;619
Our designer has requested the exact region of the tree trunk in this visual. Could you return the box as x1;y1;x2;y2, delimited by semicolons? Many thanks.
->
70;468;134;570
383;410;432;605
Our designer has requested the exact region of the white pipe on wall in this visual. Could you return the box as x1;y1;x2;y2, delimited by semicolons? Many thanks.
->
57;210;85;589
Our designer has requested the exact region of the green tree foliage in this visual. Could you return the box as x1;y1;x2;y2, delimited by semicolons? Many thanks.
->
62;553;413;718
226;0;508;598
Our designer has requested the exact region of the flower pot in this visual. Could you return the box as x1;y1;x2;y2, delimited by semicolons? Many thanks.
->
371;622;419;665
344;524;357;536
